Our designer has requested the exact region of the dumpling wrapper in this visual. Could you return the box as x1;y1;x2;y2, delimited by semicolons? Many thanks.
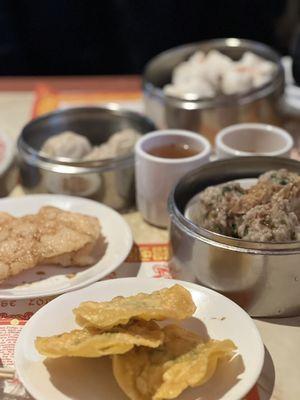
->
84;129;141;160
112;324;236;400
41;131;92;159
35;321;163;358
153;340;236;400
74;285;196;330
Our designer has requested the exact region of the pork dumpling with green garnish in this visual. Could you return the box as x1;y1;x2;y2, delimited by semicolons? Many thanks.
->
238;200;299;242
189;182;245;236
258;169;300;186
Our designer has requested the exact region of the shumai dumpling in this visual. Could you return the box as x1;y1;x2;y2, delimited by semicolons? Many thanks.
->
41;131;92;159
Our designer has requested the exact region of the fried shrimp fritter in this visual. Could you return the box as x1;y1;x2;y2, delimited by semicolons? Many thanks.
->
74;285;196;330
0;212;15;226
35;320;163;358
258;169;300;186
238;201;299;242
0;206;105;281
189;169;300;243
230;181;281;216
112;325;236;400
189;183;245;236
272;181;300;218
232;169;300;216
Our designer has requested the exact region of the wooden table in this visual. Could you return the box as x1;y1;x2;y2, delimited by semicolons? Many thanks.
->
0;75;141;91
0;76;299;400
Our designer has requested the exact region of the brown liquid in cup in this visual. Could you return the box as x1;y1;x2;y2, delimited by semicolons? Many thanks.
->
147;143;200;159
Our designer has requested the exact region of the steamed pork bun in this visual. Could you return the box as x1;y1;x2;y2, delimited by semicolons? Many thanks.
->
41;131;92;159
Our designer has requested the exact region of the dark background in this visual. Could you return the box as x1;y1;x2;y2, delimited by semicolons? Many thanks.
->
0;0;299;76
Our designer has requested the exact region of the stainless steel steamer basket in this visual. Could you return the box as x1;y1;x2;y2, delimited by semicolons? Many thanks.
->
143;38;285;143
18;106;156;211
168;156;300;317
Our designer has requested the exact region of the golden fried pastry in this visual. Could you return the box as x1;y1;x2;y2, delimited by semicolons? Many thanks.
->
272;181;300;218
258;169;300;186
0;206;105;281
231;170;300;216
112;324;236;400
35;320;163;358
230;181;280;216
189;183;245;236
237;201;299;242
74;285;196;330
0;212;15;226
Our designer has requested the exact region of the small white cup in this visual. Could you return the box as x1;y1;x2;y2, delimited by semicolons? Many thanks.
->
215;123;294;159
135;129;211;227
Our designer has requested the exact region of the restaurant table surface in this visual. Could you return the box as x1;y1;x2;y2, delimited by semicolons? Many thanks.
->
0;76;299;400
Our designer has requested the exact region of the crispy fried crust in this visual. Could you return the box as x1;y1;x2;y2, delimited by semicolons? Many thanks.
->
35;320;163;358
231;170;300;216
230;181;280;215
74;285;196;330
112;325;236;400
272;181;300;218
0;206;105;281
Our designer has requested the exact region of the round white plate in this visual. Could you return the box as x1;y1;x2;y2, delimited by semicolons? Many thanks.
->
0;195;133;299
15;278;264;400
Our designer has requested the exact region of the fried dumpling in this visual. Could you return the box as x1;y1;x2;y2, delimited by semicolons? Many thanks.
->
112;325;236;400
74;285;196;330
35;320;163;358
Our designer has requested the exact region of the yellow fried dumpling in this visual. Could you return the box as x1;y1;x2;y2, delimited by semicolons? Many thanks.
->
153;339;237;400
74;285;196;330
112;324;236;400
35;320;163;358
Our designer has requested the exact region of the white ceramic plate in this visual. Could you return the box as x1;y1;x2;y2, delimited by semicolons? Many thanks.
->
0;195;133;299
15;278;264;400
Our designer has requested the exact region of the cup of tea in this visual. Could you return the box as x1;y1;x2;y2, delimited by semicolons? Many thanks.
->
135;129;211;227
215;123;294;159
